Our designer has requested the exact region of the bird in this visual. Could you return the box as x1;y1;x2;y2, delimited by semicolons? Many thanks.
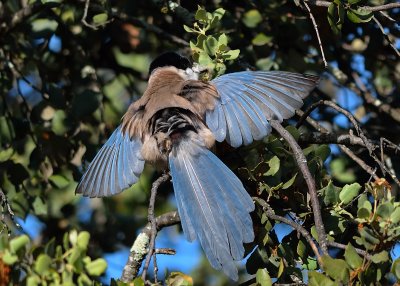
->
76;52;319;280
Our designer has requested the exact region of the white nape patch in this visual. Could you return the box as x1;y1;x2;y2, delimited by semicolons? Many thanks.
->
185;67;199;80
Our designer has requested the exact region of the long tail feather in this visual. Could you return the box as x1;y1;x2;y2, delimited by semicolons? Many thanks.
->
169;136;254;280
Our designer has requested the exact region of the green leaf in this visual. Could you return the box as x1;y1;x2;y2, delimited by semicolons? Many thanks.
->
195;8;207;21
256;268;272;286
327;2;344;34
222;49;240;60
85;258;107;276
391;258;400;280
348;0;362;4
371;251;389;264
308;271;336;286
285;125;300;141
242;9;262;28
77;231;90;250
339;183;361;204
252;33;273;46
322;255;350;283
265;156;280;176
203;36;218;56
322;181;340;205
27;275;41;286
314;145;331;163
212;8;225;21
390;207;400;224
218;34;228;46
344;243;363;269
52;110;68;136
0;147;13;162
92;13;108;25
198;51;213;67
357;207;371;220
166;272;193;286
183;25;196;33
376;202;394;220
282;173;297;190
297;239;307;259
48;174;70;189
347;8;373;23
33;197;47;216
2;250;19;265
10;235;30;253
34;254;52;275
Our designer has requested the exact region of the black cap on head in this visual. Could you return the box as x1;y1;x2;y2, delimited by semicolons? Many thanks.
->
149;52;191;75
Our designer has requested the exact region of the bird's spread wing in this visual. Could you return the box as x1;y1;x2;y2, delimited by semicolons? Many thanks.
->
169;133;254;280
76;126;145;197
207;71;319;147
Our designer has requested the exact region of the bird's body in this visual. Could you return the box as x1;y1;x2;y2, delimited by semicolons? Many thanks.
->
76;52;319;280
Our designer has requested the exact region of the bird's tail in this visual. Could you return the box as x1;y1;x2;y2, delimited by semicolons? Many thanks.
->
168;134;255;280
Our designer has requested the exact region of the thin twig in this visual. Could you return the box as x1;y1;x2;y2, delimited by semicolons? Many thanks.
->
298;100;400;187
352;72;400;123
120;210;180;282
270;120;328;255
81;0;112;30
113;11;189;47
327;241;372;260
141;173;170;281
253;197;323;266
339;145;380;181
372;16;400;57
301;0;328;68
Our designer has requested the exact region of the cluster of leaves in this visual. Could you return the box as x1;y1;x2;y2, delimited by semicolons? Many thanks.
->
327;0;374;34
184;7;240;77
230;125;400;285
0;230;106;285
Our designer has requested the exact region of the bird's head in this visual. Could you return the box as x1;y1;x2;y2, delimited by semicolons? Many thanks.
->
148;52;208;81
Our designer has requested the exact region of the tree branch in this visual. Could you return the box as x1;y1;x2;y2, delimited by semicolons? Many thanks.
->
120;210;180;282
301;0;328;68
0;2;59;36
327;241;372;260
270;120;328;255
304;0;400;12
112;12;189;47
297;100;400;188
253;197;323;266
352;72;400;123
298;132;365;147
141;173;170;282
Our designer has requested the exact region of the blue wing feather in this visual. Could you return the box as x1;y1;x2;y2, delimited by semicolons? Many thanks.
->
208;71;319;147
76;126;145;197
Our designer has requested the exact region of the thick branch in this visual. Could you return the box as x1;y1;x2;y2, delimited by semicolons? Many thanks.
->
120;210;180;282
270;120;328;255
304;0;400;11
298;132;365;147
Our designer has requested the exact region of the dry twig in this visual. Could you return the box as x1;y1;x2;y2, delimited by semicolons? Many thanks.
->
301;0;328;68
